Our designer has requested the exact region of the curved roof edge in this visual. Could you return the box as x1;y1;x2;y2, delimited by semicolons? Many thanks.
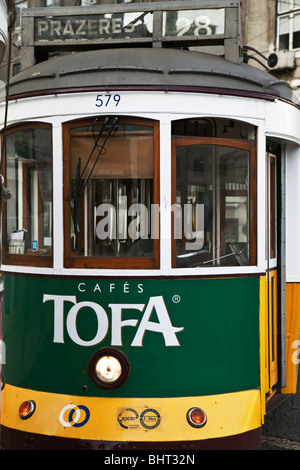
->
8;47;300;106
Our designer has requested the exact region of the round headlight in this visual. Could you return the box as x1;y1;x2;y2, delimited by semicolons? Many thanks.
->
89;347;130;390
95;355;122;383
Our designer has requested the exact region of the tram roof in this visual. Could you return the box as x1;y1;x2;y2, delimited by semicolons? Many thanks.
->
8;46;299;105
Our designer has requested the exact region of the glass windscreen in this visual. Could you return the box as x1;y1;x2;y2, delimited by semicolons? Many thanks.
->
68;117;156;261
175;143;251;268
4;125;52;259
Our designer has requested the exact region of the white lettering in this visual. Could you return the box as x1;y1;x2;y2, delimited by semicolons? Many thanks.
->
185;203;205;250
109;303;143;346
292;339;300;365
124;21;135;34
0;339;6;364
38;20;49;37
99;18;110;35
67;301;108;346
96;203;116;240
75;19;86;35
43;294;76;343
118;196;127;240
88;19;98;35
132;296;184;347
128;204;148;240
112;18;122;34
104;456;139;467
150;204;160;241
63;20;75;35
51;20;62;37
45;294;184;347
95;201;204;250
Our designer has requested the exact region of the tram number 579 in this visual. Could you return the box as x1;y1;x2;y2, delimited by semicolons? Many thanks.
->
95;94;121;108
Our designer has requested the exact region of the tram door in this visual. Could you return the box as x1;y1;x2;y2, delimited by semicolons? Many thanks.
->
265;152;279;393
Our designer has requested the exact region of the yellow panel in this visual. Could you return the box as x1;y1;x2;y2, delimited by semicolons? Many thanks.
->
269;271;278;388
282;283;300;394
260;271;278;401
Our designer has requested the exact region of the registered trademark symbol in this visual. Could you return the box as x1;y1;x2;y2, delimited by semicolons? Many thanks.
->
172;294;181;303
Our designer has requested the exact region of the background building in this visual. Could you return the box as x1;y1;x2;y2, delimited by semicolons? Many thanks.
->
241;0;300;99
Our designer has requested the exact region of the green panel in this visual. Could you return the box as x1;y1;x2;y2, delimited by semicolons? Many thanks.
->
2;273;260;397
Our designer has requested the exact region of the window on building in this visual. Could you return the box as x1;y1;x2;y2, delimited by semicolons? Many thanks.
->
277;1;300;50
46;0;62;6
14;0;27;30
80;0;98;4
12;62;21;77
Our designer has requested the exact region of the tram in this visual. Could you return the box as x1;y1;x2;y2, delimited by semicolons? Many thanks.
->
1;0;300;450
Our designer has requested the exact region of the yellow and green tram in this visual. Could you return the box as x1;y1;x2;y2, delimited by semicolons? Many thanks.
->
1;1;300;450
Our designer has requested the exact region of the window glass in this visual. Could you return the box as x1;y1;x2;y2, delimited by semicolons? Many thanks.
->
268;155;277;260
173;140;255;268
278;1;300;50
14;0;27;30
4;125;52;263
278;1;288;13
293;13;300;48
279;15;290;50
278;1;300;13
64;116;159;268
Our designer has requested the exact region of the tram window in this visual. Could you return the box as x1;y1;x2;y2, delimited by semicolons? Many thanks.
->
2;123;52;266
63;117;159;269
269;155;277;260
173;138;256;268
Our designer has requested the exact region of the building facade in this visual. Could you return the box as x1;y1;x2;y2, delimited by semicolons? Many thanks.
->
241;0;300;98
0;0;13;67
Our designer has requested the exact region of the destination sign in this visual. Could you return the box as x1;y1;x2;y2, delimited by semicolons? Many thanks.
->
22;2;241;65
163;8;225;38
33;7;226;43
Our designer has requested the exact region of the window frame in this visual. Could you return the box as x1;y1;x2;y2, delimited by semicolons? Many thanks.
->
171;136;257;268
63;116;160;269
1;121;53;267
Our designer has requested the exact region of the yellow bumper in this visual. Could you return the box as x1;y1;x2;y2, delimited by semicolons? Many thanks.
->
1;384;261;442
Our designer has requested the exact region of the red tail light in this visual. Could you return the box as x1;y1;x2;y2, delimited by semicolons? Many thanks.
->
19;400;36;420
187;407;207;428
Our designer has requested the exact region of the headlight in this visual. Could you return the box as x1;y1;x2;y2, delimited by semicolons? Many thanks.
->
89;347;130;390
95;355;122;383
